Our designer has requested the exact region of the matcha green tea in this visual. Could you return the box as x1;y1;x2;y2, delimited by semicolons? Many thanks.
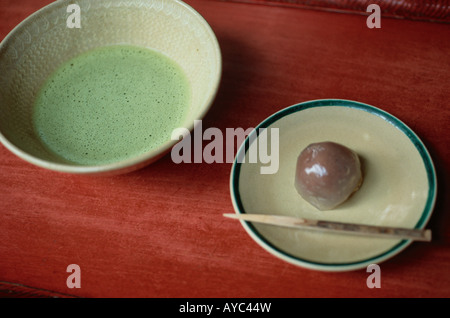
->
33;45;190;165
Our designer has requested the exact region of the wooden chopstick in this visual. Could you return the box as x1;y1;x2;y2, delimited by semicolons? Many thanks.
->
223;213;432;242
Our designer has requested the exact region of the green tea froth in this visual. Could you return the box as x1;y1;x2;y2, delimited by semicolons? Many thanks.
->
33;45;190;165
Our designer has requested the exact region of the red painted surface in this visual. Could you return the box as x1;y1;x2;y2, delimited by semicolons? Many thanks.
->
0;0;449;298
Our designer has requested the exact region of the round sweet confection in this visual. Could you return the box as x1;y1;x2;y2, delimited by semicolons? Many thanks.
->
295;141;363;210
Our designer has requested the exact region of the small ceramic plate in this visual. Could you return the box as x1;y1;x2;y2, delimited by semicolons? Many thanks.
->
230;99;436;271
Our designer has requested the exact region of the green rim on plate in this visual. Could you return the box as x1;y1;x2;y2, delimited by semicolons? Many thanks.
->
230;99;437;271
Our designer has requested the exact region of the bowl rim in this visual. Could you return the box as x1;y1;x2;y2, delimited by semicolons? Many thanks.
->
0;0;222;175
229;98;437;271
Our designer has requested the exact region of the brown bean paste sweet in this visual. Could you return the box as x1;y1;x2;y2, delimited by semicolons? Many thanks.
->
295;142;363;210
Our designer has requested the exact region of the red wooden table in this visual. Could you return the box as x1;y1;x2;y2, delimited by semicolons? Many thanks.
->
1;0;449;298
